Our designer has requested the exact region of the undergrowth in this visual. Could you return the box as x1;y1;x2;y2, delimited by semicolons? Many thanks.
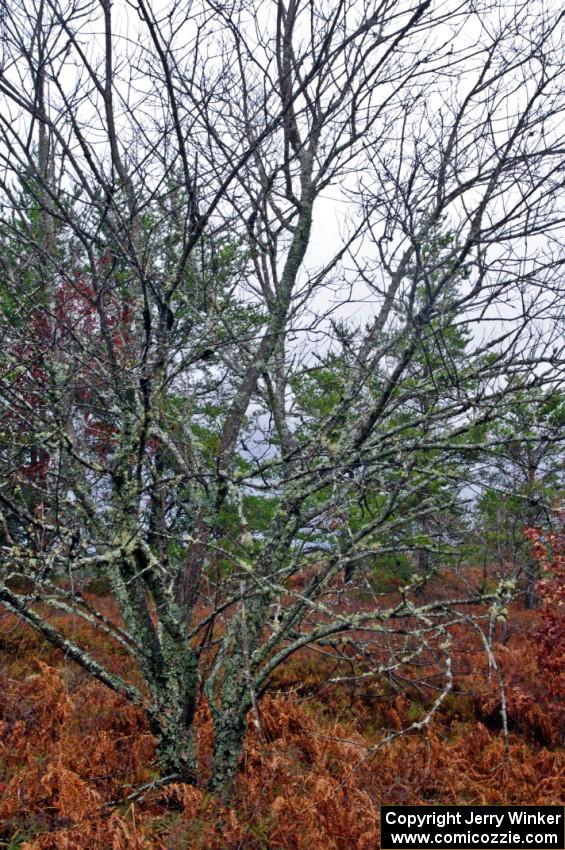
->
0;535;563;849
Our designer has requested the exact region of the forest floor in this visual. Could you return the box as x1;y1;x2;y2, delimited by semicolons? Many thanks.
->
0;557;563;850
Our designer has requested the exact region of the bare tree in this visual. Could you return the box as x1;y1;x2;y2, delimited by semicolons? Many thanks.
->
0;0;564;793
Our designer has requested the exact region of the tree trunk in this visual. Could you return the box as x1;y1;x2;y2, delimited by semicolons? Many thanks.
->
146;647;200;783
417;547;431;577
151;712;198;783
208;710;248;798
524;556;540;610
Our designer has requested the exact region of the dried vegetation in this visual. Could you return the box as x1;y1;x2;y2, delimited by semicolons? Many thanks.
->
1;533;563;849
